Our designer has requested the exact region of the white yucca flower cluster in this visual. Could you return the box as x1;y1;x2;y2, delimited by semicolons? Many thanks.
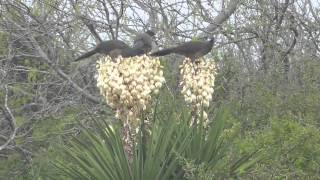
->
180;58;216;124
96;55;165;128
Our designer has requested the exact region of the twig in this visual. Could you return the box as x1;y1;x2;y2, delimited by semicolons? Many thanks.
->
202;0;241;35
0;85;17;151
27;34;101;103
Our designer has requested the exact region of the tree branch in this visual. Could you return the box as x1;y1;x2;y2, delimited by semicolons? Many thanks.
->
27;35;101;103
69;0;103;43
203;0;241;35
0;85;17;151
81;18;103;44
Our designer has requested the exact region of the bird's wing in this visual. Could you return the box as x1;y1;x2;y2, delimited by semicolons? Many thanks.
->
133;39;145;49
150;47;176;57
110;40;131;49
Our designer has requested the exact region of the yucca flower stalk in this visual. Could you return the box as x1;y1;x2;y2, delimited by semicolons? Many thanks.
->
180;58;216;126
96;55;165;160
54;57;262;180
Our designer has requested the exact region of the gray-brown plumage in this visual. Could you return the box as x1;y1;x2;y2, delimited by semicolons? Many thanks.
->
74;30;156;61
74;40;131;61
132;30;156;54
151;38;214;62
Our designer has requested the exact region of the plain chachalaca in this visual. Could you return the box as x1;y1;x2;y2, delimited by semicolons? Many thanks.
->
74;40;130;61
132;30;156;54
74;30;156;61
151;38;214;62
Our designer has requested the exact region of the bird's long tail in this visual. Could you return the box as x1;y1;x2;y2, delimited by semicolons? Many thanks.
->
150;47;175;57
74;49;97;61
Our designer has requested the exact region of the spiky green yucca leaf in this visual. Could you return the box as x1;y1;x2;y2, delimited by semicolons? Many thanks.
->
53;101;262;180
178;108;264;179
53;113;192;180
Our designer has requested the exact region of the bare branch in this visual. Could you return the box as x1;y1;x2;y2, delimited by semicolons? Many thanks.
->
204;0;241;34
27;34;101;103
98;0;116;39
282;14;299;58
69;0;102;43
0;85;17;151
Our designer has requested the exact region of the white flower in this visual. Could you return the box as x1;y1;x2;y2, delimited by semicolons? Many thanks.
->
180;58;216;124
203;100;210;107
96;55;165;129
203;111;208;119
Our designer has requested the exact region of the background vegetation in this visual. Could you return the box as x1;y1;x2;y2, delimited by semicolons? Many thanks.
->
1;0;320;179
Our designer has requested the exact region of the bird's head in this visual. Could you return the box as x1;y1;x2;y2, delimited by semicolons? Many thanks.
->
146;30;156;37
146;30;158;47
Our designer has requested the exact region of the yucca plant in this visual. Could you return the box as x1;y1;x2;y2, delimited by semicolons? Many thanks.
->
176;108;264;179
53;109;192;180
52;103;262;180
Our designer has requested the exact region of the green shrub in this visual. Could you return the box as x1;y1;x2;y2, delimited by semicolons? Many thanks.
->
238;118;320;179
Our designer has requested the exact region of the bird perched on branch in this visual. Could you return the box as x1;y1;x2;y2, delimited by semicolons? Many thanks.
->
74;40;130;61
151;38;214;63
132;30;156;54
74;30;156;61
